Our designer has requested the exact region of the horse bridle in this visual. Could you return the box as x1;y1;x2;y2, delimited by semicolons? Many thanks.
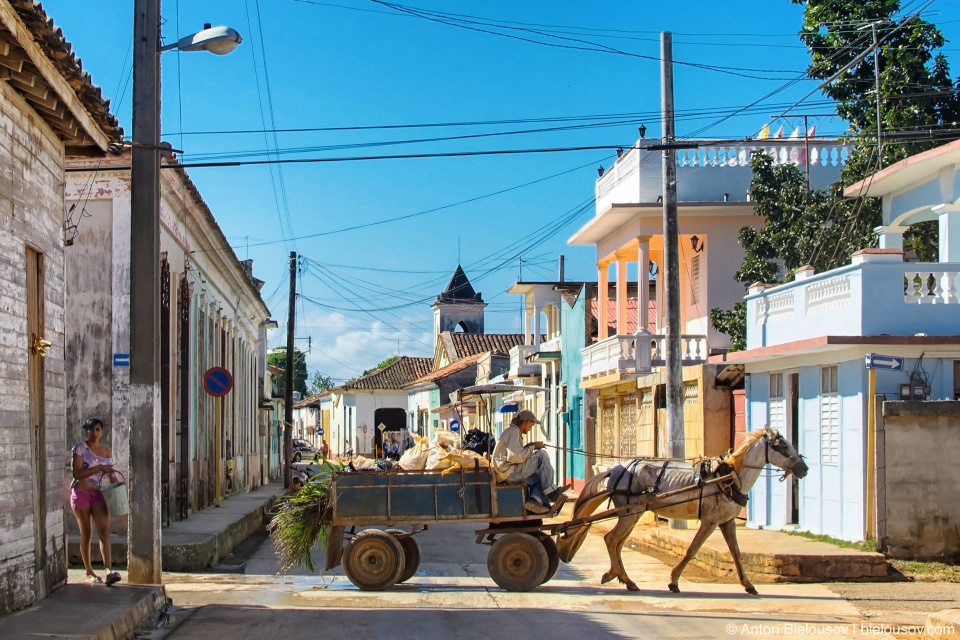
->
764;432;804;482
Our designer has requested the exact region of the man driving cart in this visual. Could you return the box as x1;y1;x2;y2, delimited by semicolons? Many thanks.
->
492;410;571;514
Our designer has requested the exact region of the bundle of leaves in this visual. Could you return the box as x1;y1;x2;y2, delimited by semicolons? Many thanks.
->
268;460;344;573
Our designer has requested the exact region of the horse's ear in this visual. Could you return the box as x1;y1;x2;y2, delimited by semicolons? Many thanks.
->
764;424;774;438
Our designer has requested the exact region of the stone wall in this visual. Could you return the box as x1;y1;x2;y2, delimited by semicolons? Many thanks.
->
878;400;960;558
0;81;68;614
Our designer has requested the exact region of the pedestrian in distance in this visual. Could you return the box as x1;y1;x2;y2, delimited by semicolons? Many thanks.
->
70;417;122;586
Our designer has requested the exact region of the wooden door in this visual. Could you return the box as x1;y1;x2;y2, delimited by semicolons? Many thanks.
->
25;247;47;597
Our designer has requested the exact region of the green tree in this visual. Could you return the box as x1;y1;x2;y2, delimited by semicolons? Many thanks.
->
267;348;308;397
711;1;960;349
310;371;334;394
361;355;399;377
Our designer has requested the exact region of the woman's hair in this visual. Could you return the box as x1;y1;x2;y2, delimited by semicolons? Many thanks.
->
82;417;104;433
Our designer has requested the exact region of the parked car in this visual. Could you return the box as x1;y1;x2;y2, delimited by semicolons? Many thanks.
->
292;438;317;462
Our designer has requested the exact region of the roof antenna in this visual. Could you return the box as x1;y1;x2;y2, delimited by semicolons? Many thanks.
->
458;236;461;265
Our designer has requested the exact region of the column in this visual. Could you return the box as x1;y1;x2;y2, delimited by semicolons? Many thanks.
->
615;251;629;335
533;303;541;349
875;225;905;251
597;261;610;340
636;236;652;333
938;211;960;262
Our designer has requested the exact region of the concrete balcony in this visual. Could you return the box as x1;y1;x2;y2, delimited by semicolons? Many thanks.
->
580;332;707;380
509;344;539;378
746;251;960;350
596;139;848;213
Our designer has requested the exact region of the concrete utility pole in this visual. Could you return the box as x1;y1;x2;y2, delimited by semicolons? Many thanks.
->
128;0;163;584
661;32;685;530
284;252;297;488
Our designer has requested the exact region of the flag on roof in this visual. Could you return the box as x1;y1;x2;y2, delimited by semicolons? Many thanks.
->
773;125;784;138
758;123;770;139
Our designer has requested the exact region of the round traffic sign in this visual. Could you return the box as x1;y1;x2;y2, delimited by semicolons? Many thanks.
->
203;367;233;397
450;420;460;433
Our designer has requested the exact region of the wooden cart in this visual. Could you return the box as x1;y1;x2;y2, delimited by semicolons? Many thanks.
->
324;466;563;592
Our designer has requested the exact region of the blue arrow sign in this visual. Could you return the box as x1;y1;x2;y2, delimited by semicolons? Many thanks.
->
865;353;904;371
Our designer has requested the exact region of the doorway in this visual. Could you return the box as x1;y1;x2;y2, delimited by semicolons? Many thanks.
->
373;407;407;457
26;247;48;596
787;372;800;525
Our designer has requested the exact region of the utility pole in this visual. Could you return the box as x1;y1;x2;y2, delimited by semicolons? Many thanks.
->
661;32;685;529
284;251;297;488
871;21;883;168
129;0;162;584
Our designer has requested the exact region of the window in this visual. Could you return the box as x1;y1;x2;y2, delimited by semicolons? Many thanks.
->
768;372;785;431
692;255;701;304
820;365;839;465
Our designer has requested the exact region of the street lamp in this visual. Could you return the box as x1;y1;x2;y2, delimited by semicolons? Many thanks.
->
129;0;241;585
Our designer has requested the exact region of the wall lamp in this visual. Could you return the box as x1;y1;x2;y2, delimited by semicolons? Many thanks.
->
639;124;647;138
691;235;705;253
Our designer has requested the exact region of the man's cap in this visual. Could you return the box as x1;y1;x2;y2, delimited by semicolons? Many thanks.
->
514;409;540;424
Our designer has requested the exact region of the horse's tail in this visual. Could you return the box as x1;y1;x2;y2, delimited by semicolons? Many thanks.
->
556;469;611;563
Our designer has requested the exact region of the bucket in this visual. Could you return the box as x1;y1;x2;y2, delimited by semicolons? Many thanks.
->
99;471;129;517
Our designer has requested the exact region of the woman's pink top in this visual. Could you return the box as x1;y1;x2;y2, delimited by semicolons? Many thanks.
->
70;442;114;490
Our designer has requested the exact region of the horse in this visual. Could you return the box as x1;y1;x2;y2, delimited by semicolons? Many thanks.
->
556;426;808;595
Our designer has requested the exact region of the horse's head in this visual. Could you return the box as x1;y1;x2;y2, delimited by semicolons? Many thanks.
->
763;426;808;480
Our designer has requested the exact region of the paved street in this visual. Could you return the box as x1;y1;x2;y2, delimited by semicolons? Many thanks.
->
136;522;919;640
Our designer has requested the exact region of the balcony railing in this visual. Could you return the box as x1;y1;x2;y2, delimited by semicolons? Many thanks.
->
746;254;960;350
595;138;849;213
580;332;707;380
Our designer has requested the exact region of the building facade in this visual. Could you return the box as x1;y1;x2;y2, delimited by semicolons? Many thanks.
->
63;152;273;528
0;0;120;613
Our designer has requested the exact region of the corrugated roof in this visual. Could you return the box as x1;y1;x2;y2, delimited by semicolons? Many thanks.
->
448;333;526;360
340;356;434;390
590;299;656;335
9;0;123;143
407;351;484;386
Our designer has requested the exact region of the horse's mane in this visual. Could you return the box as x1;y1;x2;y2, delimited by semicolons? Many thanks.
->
725;429;766;473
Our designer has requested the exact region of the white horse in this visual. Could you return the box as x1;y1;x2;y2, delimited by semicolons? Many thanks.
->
556;427;808;595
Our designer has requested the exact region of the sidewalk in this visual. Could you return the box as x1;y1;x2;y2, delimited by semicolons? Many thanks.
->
592;518;888;582
68;479;285;572
0;583;168;640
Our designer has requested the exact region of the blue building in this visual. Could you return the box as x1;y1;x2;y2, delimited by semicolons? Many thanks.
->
718;140;960;541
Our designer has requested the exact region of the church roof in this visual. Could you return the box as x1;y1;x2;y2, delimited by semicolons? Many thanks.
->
436;265;483;303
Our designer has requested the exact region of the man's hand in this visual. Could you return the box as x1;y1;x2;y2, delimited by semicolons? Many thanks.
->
533;441;545;450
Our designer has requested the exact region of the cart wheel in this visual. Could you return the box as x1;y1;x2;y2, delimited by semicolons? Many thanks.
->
386;529;422;583
487;532;549;592
342;529;406;591
534;533;560;584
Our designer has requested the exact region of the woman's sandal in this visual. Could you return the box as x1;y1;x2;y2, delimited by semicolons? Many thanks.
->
105;571;121;586
86;574;103;584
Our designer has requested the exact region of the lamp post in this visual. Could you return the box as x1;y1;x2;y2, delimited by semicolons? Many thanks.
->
129;0;240;584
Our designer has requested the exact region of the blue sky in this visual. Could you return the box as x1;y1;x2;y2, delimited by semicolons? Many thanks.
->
41;0;960;382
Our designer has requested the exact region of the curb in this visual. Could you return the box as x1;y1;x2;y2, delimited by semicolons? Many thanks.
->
925;609;960;639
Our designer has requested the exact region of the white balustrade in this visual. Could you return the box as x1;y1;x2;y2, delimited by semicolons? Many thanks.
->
755;290;795;325
904;270;960;304
581;332;708;380
805;275;851;315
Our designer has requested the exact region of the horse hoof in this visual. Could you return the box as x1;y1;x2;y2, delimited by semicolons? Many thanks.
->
668;583;680;593
746;587;758;596
626;581;640;592
600;572;615;585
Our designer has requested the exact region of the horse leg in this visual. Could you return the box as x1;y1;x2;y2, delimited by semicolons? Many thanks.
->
719;519;757;595
600;512;642;591
668;520;718;593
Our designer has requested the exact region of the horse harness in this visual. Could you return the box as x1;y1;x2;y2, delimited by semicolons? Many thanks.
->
609;456;749;520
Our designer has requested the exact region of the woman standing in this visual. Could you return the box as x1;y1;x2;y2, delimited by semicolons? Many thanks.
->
70;417;121;585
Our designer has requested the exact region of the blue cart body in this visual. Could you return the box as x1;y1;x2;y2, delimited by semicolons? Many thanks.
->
330;467;533;527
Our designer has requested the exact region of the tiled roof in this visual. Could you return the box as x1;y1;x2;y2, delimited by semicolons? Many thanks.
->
340;356;434;391
9;0;123;143
407;351;484;386
448;333;526;359
293;390;330;409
